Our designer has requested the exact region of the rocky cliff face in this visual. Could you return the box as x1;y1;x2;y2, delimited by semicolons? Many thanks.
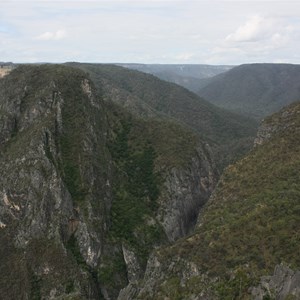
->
157;144;217;241
251;264;300;300
0;65;112;299
116;141;218;299
0;65;219;299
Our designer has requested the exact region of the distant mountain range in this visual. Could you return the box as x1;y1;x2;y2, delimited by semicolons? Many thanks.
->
120;63;300;121
196;63;300;119
117;63;233;93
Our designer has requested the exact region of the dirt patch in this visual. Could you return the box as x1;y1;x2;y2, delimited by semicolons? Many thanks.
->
0;68;11;78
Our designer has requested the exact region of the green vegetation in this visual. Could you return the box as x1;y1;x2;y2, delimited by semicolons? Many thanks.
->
56;69;93;205
98;251;127;286
0;230;30;300
29;269;42;300
59;134;88;204
66;234;86;267
108;118;163;262
65;280;75;294
215;267;256;299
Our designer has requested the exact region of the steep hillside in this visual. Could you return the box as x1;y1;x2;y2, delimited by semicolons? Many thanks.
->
0;64;111;299
198;63;300;119
69;63;257;169
117;64;233;93
0;64;219;299
129;101;300;300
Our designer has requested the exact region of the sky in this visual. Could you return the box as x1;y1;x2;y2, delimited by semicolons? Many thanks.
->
0;0;300;65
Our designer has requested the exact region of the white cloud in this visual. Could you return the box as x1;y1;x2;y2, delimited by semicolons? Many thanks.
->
226;15;274;42
224;15;298;48
35;29;66;41
205;12;300;65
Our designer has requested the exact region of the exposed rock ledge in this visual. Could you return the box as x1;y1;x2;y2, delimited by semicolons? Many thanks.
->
158;144;217;242
251;264;300;300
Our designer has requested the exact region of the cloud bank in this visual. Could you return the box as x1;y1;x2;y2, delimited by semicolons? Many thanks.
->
36;29;66;41
0;1;299;64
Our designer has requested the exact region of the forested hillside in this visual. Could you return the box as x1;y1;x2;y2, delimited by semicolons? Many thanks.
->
69;63;257;169
129;101;300;300
197;63;300;119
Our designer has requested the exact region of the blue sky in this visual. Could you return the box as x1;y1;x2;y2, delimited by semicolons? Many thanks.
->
0;0;300;64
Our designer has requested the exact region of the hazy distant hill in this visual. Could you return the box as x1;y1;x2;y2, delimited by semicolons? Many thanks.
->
0;62;14;67
117;63;233;92
197;63;300;119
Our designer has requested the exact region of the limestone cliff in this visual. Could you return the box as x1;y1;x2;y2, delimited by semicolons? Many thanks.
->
157;144;217;242
251;264;300;300
0;65;112;299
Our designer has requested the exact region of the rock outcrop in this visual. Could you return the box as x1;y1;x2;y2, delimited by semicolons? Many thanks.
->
251;264;300;300
254;101;300;146
157;145;217;241
0;65;111;299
